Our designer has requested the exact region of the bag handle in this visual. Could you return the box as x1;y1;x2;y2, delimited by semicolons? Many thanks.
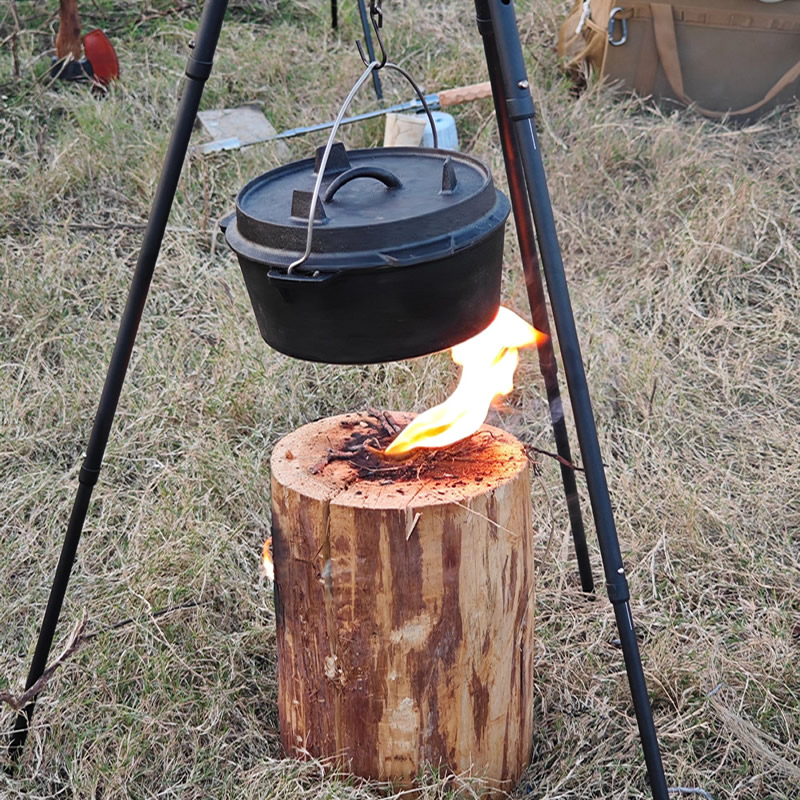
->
650;2;800;119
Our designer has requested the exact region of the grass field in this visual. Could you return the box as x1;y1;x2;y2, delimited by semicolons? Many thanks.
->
1;1;799;797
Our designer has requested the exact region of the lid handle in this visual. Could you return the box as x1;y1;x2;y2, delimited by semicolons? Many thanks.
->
323;166;403;203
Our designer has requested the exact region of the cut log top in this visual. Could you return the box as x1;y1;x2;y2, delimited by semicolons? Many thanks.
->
270;411;529;509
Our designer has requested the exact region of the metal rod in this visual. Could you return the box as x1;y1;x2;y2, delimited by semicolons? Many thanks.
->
194;84;468;154
475;1;669;797
479;20;593;594
357;0;383;100
7;0;230;763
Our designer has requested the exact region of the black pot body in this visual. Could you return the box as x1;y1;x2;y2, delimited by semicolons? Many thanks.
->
238;228;504;363
226;145;509;363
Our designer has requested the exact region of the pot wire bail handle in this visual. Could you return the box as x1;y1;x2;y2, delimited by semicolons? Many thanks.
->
288;7;438;274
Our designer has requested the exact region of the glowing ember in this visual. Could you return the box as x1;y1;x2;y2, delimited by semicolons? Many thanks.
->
384;307;546;456
261;537;274;582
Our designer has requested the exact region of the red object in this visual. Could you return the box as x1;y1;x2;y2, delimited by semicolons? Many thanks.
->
83;29;119;83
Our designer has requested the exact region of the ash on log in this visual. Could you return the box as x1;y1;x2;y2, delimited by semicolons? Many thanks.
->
270;412;534;794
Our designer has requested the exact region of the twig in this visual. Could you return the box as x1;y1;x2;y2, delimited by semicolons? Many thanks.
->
525;445;586;473
310;437;380;474
0;601;202;712
465;109;497;152
0;220;199;235
132;2;193;30
647;377;658;417
357;464;405;475
9;0;21;80
310;449;356;474
83;599;202;640
405;512;421;541
383;411;403;433
451;500;518;538
0;610;88;713
368;408;401;437
668;789;715;800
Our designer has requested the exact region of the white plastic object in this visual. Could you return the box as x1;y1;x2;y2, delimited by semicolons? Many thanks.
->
422;111;459;151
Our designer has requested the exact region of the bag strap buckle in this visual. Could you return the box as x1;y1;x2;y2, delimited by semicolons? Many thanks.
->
575;0;592;35
608;7;629;46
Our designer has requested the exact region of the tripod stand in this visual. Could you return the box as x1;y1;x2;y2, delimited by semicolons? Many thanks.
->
8;1;670;797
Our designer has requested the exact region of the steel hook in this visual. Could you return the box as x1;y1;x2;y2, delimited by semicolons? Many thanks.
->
356;0;387;69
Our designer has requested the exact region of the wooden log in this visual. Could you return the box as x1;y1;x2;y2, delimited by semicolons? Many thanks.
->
270;412;534;795
56;0;83;60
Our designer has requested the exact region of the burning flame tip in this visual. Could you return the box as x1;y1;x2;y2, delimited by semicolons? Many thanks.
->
261;538;274;582
384;307;544;456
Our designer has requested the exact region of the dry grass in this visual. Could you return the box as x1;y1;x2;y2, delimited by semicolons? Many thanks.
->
1;0;799;798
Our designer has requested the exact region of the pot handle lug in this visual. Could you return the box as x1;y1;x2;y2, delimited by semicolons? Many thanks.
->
267;268;338;284
323;166;403;203
218;211;235;233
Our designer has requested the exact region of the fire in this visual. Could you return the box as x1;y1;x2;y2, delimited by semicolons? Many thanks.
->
261;537;274;582
384;307;546;456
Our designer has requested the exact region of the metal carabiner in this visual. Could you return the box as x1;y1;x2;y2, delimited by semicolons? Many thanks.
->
608;7;629;47
357;0;387;69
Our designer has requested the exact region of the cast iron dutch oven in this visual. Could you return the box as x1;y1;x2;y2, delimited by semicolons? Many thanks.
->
223;142;510;363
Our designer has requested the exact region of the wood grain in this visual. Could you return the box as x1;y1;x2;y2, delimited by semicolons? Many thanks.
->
271;412;534;796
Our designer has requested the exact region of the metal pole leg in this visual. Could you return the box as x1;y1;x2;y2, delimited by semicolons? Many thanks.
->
475;1;670;797
7;0;230;763
480;28;594;594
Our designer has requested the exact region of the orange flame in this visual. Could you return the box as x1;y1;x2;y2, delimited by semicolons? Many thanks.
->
384;307;546;456
261;537;274;582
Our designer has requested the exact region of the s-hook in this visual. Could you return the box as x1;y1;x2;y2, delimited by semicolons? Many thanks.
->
357;0;384;99
356;0;387;69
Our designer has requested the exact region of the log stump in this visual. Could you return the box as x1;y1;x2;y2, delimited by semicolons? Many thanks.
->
270;412;534;795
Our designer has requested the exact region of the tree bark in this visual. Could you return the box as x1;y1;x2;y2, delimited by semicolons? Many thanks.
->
56;0;82;60
271;412;534;795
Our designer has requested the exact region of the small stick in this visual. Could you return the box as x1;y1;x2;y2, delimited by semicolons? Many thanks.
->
9;1;21;79
358;464;404;475
406;512;421;540
383;411;403;433
525;445;587;473
0;611;89;712
326;449;358;460
310;450;354;474
1;602;203;712
647;377;658;417
310;438;381;474
368;408;398;438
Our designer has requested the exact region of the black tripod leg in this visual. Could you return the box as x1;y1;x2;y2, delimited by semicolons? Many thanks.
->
357;0;383;100
7;0;230;763
482;31;593;594
331;0;338;29
475;1;669;798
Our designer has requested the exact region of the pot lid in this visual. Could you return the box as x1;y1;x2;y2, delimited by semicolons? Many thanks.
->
225;143;509;272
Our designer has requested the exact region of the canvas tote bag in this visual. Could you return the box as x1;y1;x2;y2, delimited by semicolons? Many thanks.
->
558;0;800;121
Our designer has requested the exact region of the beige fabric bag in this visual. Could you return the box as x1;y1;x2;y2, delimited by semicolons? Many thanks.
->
558;0;800;121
